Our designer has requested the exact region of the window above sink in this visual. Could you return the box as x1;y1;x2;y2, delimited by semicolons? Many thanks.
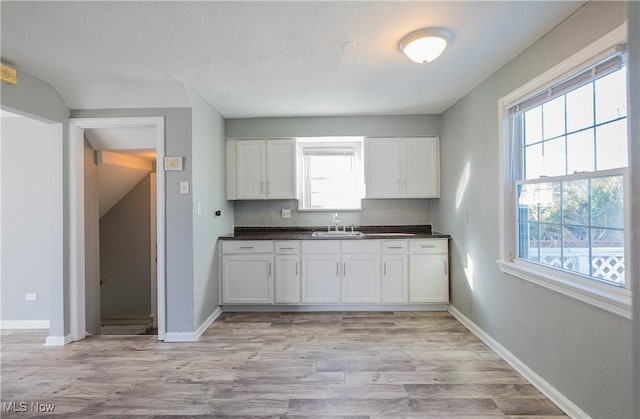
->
296;137;365;211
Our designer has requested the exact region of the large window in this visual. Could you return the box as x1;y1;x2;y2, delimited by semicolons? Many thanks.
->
296;138;364;211
498;26;631;317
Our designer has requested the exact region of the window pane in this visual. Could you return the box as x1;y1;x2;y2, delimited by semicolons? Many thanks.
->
538;182;561;224
525;143;543;179
591;228;625;285
566;83;594;132
595;68;627;124
524;106;543;145
543;96;565;140
595;119;628;170
542;137;566;177
563;225;590;276
563;179;589;226
591;175;624;229
539;223;562;269
566;129;595;173
518;222;540;262
518;184;540;221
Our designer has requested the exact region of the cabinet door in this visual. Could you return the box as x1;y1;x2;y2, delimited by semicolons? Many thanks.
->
301;255;341;303
342;254;381;303
382;255;408;303
236;140;266;199
364;138;401;198
222;255;273;303
266;139;296;199
402;137;440;198
409;254;448;303
275;255;300;303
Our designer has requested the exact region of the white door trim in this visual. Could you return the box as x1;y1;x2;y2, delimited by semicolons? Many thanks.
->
68;116;166;342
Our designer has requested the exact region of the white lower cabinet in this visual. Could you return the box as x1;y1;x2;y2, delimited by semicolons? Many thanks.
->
382;254;408;303
301;255;341;303
342;254;381;303
408;254;448;303
222;254;273;303
275;255;300;303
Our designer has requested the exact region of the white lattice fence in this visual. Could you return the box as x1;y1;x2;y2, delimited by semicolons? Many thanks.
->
533;247;625;285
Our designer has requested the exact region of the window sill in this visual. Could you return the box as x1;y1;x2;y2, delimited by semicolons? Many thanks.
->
497;259;632;319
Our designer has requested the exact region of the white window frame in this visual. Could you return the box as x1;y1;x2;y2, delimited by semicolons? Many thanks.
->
497;23;632;319
296;137;365;211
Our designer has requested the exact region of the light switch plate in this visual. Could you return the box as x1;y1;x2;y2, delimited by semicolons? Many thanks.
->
25;293;37;301
281;209;291;218
179;181;190;194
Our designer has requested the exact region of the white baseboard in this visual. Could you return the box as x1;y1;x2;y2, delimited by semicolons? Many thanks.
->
0;320;49;329
448;305;590;419
164;306;222;342
223;304;448;312
44;333;72;346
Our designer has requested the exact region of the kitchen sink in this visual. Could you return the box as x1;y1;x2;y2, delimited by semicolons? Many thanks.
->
364;233;416;237
311;231;365;238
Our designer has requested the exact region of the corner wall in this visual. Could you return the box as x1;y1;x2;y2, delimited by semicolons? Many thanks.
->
189;89;234;328
431;2;632;417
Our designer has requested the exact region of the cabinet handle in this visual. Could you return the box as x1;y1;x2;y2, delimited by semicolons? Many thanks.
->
296;262;298;275
387;246;403;249
343;262;346;276
280;247;296;250
421;244;436;248
260;181;264;194
444;261;448;276
269;261;272;277
384;262;386;276
266;181;270;196
240;246;254;249
397;179;401;191
336;262;339;276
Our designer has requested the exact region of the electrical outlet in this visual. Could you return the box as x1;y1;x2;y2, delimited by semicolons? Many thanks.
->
179;181;189;194
281;209;291;218
25;293;37;301
197;202;202;215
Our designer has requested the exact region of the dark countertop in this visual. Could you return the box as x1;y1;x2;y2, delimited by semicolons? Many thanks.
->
219;225;450;241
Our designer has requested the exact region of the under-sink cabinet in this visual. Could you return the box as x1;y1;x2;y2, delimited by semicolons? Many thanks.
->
219;238;449;307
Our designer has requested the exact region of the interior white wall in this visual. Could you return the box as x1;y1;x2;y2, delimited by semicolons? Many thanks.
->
431;2;632;418
0;115;61;325
1;69;69;339
188;89;234;328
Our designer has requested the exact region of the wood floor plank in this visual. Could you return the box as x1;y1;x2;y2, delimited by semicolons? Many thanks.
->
0;312;567;418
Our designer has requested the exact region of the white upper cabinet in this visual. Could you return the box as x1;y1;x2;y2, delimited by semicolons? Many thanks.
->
227;138;296;200
364;137;440;199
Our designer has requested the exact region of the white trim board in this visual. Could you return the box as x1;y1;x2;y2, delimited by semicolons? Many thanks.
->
68;116;166;344
164;306;221;343
222;304;449;312
44;333;73;346
0;320;50;329
448;305;590;419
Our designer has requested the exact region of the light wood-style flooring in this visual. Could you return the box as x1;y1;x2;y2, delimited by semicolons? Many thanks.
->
1;311;567;418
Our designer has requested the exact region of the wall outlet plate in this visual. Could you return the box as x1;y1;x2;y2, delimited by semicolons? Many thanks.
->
281;209;291;218
25;293;37;301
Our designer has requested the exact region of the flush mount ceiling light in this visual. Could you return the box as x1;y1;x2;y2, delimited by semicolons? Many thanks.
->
398;27;453;64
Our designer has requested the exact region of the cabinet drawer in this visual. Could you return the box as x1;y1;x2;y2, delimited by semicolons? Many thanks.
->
222;240;273;254
301;240;341;254
275;241;300;254
382;240;408;254
341;240;381;254
409;239;447;254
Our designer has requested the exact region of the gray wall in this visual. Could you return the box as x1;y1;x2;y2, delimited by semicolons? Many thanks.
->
431;2;632;418
234;199;431;227
227;114;439;227
1;69;68;338
71;108;194;333
100;175;151;318
84;141;100;335
189;89;234;328
0;116;60;323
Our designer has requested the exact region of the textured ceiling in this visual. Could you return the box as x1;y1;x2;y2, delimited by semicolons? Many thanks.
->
1;1;584;118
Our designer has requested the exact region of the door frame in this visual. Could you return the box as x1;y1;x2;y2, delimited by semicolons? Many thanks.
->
68;117;166;342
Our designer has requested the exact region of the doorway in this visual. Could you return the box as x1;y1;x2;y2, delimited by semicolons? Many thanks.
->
69;117;165;341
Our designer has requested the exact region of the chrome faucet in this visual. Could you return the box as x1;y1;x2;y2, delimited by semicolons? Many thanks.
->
332;212;340;232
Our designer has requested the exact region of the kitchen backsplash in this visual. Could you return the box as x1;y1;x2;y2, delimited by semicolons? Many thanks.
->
233;199;431;227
